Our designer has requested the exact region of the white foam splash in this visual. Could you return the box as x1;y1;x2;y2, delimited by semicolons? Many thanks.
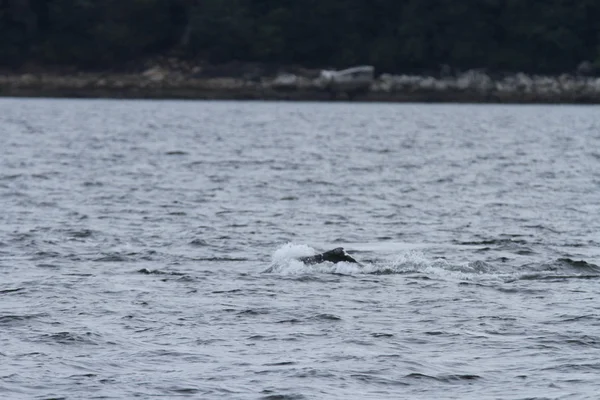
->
271;242;316;262
266;242;364;275
264;243;509;281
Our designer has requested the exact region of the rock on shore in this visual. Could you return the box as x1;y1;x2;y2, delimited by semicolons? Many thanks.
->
1;63;600;103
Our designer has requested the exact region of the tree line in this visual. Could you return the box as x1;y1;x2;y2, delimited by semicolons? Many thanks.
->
1;0;599;75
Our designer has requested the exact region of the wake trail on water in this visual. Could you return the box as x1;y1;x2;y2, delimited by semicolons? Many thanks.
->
263;243;600;283
264;242;498;279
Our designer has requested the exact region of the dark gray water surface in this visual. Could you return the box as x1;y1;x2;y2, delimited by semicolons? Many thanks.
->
1;98;600;399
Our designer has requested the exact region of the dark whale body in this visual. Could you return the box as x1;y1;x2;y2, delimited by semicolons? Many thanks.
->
298;247;359;265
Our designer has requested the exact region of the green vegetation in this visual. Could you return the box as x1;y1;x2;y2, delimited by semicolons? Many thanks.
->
1;0;599;74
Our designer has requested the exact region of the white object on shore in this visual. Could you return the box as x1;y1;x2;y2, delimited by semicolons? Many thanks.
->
317;65;375;93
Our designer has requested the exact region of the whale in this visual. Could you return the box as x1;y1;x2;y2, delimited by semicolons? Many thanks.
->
298;247;360;265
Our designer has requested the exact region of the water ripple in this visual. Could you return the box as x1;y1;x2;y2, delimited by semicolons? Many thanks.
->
1;99;599;399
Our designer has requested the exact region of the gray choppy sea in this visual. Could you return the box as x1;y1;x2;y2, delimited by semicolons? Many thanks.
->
1;98;600;400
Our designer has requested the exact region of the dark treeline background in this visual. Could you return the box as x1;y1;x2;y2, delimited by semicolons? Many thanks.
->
1;0;600;74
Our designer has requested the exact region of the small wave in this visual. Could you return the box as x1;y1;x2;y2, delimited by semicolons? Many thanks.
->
541;362;600;372
510;273;600;282
237;308;270;316
455;237;538;257
504;257;600;282
82;181;103;187
93;254;129;262
264;361;296;366
0;288;24;295
350;373;410;386
552;314;598;324
455;237;528;246
537;334;600;349
168;211;186;216
557;258;600;272
65;229;94;238
137;268;186;276
0;313;46;324
38;331;101;345
31;173;52;180
260;392;306;400
312;313;342;321
371;332;394;338
291;368;336;378
193;257;248;262
247;335;271;341
211;288;243;294
405;373;481;382
276;318;302;324
68;373;97;379
168;387;200;394
32;251;62;260
9;232;34;242
0;174;22;180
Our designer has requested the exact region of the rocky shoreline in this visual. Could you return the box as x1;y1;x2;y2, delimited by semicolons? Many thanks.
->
1;65;600;103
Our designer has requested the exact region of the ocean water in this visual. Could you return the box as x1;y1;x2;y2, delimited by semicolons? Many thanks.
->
1;98;599;400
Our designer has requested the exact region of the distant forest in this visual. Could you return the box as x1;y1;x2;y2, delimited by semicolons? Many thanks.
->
2;0;600;74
